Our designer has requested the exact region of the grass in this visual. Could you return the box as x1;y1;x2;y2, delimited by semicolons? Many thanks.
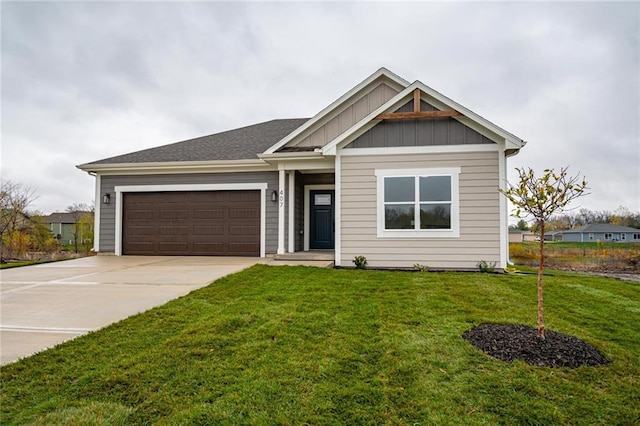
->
510;242;640;270
2;265;639;424
0;260;47;269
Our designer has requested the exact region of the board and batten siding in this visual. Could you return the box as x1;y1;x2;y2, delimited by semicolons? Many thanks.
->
348;100;494;149
291;83;400;149
340;151;501;269
99;172;280;254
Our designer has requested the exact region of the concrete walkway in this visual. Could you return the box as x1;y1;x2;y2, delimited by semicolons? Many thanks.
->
0;256;264;365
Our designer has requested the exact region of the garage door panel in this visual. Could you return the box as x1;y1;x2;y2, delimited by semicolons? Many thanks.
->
127;226;154;236
159;226;189;235
194;225;225;235
160;209;189;219
228;243;260;255
229;208;260;219
127;242;155;252
194;209;225;219
123;191;260;256
229;225;260;235
158;242;189;253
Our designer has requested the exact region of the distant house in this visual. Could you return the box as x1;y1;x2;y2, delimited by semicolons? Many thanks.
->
41;212;93;245
549;224;640;243
509;228;524;243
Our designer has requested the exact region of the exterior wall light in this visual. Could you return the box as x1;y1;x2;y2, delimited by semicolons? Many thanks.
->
271;190;278;202
103;193;111;204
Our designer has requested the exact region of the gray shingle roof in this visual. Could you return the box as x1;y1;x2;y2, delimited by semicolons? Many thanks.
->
84;118;309;165
564;224;640;233
41;212;93;224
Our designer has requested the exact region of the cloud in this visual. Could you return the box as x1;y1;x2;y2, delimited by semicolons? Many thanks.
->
1;1;638;214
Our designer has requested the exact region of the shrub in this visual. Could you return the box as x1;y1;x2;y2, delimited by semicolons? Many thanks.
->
413;263;429;272
477;260;496;273
352;255;367;269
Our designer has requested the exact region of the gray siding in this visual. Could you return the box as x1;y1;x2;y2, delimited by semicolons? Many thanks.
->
347;100;494;149
562;232;639;242
340;151;501;269
291;83;399;149
99;172;280;254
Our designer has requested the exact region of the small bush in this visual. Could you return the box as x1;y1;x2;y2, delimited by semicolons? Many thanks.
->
413;263;429;272
477;260;496;273
353;255;367;269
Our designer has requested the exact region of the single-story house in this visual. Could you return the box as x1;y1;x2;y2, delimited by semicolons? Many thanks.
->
77;68;526;269
549;224;640;243
41;212;93;245
509;228;524;243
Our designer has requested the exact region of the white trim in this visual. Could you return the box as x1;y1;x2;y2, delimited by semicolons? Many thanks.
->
340;144;500;157
288;171;295;253
113;182;269;257
277;170;286;254
264;68;410;155
77;160;272;174
498;149;507;269
374;167;461;238
334;152;342;266
93;174;101;252
303;184;335;251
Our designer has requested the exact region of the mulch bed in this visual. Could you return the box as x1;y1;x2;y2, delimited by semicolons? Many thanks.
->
462;324;610;368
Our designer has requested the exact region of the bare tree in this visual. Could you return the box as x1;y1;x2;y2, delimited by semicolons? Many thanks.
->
1;181;37;259
501;167;588;339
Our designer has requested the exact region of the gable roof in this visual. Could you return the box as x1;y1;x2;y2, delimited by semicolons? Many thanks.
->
264;67;410;154
562;224;640;233
321;80;526;155
41;212;92;224
78;119;308;170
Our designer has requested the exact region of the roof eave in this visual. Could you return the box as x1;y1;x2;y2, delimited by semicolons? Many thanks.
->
76;159;270;174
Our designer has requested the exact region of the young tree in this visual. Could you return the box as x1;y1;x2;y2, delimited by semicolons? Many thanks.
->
501;167;588;339
65;203;94;254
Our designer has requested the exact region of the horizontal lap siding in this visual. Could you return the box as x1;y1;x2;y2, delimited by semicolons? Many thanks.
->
340;152;500;268
99;172;279;253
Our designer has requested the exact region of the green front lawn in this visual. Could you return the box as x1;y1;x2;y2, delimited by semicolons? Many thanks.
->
2;265;639;424
0;260;47;269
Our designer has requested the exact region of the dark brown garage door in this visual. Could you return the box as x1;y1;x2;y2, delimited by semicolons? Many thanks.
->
123;191;260;256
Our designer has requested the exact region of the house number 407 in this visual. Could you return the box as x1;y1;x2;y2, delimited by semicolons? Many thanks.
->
279;189;284;208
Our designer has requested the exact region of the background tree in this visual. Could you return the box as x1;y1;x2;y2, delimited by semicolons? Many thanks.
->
1;181;37;259
501;167;588;339
77;211;95;253
515;219;529;231
65;203;94;253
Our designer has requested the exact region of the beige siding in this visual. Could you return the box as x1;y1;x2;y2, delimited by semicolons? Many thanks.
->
340;151;501;269
293;83;399;148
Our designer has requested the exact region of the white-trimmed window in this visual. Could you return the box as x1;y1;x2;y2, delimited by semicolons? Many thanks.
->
621;233;626;241
604;233;612;240
588;233;594;241
375;167;460;238
633;233;640;240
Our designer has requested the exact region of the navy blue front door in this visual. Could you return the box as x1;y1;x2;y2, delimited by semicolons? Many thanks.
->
310;190;335;249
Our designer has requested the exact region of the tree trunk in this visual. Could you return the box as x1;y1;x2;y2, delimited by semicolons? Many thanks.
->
537;221;545;339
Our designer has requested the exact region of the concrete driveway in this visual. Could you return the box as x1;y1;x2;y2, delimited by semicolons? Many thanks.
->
0;256;263;365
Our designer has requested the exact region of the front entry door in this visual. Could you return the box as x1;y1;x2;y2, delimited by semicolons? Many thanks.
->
310;190;335;249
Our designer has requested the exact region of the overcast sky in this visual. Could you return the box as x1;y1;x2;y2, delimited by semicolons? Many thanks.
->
2;1;639;218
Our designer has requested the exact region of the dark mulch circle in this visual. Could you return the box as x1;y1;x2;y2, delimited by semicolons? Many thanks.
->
462;324;611;368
